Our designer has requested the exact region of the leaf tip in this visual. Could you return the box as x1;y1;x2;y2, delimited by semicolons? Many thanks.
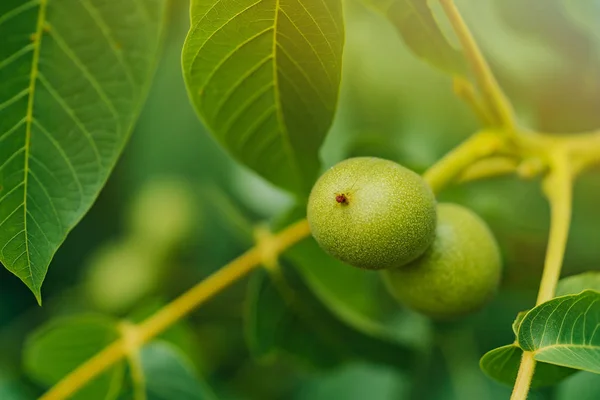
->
26;283;43;306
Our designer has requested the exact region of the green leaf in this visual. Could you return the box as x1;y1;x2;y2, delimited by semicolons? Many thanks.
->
556;272;600;297
285;237;431;349
480;344;576;388
364;0;466;75
512;311;527;336
518;290;600;373
480;310;577;388
245;267;419;370
24;315;126;400
480;279;600;387
124;342;216;400
0;0;167;301
296;362;406;400
182;0;345;195
24;316;214;399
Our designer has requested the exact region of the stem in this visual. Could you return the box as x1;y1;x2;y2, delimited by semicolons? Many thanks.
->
511;352;536;400
423;130;504;193
453;76;494;126
537;153;573;304
40;219;311;400
440;0;515;130
565;131;600;175
510;151;573;400
457;156;518;183
119;323;146;400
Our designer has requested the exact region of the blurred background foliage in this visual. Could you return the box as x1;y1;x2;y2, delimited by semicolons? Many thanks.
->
2;0;600;398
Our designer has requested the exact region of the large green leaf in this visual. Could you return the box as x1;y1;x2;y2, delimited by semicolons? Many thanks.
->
182;0;345;195
518;290;600;373
245;267;419;370
364;0;466;75
0;0;167;301
24;316;213;399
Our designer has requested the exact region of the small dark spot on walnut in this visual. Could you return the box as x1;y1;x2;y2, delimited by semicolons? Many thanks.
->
335;194;348;204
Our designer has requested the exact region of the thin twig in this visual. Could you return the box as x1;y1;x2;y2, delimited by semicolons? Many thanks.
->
424;130;504;192
457;156;518;183
453;76;495;126
440;0;515;130
510;150;573;400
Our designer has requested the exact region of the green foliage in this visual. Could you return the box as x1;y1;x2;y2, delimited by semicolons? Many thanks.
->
24;315;126;400
518;290;600;373
296;362;407;399
0;374;35;400
0;0;167;300
556;271;600;296
3;0;600;399
481;275;600;389
182;0;345;195
557;371;600;400
478;271;600;388
480;344;576;388
122;342;216;400
84;179;197;314
245;267;419;370
512;311;527;335
365;0;466;75
23;315;212;399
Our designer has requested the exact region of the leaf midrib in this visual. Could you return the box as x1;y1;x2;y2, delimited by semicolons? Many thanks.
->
23;0;48;301
271;0;302;191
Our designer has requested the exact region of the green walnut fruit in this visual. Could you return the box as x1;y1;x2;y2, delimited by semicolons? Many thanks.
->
307;157;437;270
383;203;502;319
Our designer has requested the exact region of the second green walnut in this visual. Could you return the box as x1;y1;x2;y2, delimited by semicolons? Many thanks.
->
383;203;502;319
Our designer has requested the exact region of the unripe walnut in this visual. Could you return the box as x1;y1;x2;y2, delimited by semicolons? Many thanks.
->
383;203;502;319
307;157;437;270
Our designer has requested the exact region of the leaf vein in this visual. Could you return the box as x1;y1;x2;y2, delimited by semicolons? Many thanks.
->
278;8;334;86
37;74;103;172
46;25;121;126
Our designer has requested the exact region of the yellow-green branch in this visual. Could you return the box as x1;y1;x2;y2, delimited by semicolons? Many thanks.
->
440;0;515;130
40;219;310;400
510;150;573;400
423;130;504;192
